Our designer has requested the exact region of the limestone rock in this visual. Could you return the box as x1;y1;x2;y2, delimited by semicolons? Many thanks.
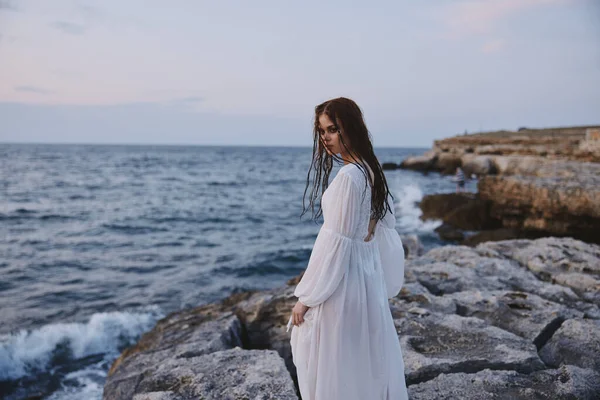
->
408;365;600;400
539;318;600;371
399;151;437;171
484;237;600;304
132;347;297;400
228;285;298;375
419;193;500;232
461;228;546;247
410;243;600;318
478;175;600;244
461;154;497;175
433;126;600;162
446;290;583;348
104;312;245;399
490;155;600;178
104;237;600;399
390;282;457;316
435;152;462;174
397;313;545;384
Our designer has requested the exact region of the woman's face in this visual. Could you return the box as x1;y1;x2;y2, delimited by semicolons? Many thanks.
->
318;113;343;156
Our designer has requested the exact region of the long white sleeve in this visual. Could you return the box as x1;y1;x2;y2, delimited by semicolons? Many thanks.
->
375;193;405;298
294;171;363;308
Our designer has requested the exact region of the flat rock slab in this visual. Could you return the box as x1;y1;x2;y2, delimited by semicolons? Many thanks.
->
411;243;600;318
540;318;600;371
130;347;298;400
104;312;243;400
446;290;583;349
396;312;545;384
484;237;600;302
408;365;600;400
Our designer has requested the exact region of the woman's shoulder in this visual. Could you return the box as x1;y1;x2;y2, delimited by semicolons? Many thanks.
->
339;162;363;176
336;163;369;190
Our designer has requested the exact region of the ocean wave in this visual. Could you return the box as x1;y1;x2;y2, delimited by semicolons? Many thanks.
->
207;181;247;187
0;211;76;222
145;216;234;224
119;264;178;274
213;248;308;278
0;306;163;382
213;264;289;278
395;184;443;232
101;223;170;235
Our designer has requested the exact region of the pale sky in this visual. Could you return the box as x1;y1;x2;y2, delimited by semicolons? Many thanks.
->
0;0;598;147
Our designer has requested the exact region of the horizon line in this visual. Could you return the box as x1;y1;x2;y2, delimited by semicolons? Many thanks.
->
0;141;431;150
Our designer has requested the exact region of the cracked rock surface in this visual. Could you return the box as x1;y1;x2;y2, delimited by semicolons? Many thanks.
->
104;237;600;399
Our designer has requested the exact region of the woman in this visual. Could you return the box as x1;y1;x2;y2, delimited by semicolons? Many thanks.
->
287;97;408;399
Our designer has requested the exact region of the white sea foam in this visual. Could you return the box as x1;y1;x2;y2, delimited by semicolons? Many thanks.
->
45;364;106;400
0;306;163;381
394;184;442;233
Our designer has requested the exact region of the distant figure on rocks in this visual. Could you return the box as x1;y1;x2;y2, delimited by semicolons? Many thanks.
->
287;97;408;400
454;167;465;193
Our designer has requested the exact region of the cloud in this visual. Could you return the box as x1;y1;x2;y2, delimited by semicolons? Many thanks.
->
444;0;569;36
14;86;54;95
52;21;86;36
482;39;506;53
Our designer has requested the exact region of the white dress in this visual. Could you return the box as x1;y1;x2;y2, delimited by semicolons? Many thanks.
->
288;162;408;400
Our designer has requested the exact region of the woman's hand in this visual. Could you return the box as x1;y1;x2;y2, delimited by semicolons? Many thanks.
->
292;300;310;326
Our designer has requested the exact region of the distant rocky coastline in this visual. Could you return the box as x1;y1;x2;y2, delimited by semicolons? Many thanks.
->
393;126;600;245
103;236;600;399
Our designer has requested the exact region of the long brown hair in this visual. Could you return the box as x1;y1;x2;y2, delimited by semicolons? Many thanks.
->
300;97;394;223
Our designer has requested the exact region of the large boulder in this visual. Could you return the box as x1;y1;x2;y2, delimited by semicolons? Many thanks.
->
104;297;299;400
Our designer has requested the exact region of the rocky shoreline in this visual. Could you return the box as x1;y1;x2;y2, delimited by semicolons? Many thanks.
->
103;236;600;399
103;126;600;399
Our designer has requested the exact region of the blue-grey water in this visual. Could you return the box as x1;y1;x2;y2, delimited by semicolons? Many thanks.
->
0;143;477;399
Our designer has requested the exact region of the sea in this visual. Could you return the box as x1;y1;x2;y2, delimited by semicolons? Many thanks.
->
0;143;478;399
